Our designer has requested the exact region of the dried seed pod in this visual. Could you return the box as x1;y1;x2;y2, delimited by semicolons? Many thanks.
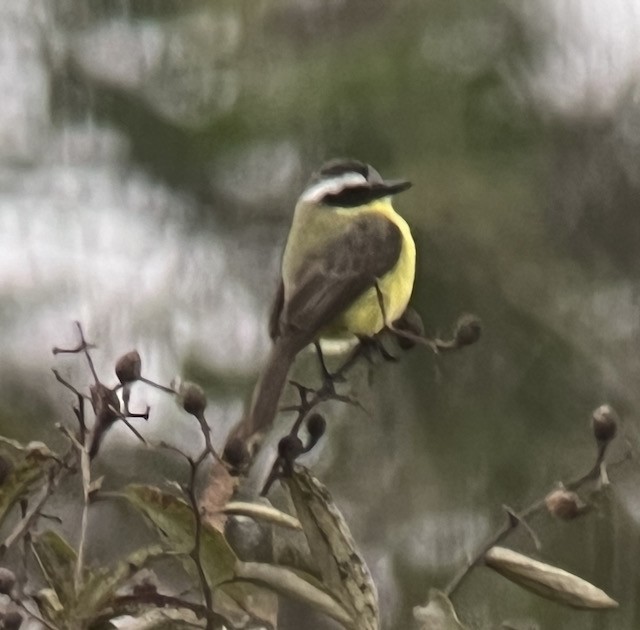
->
115;350;142;384
454;314;482;347
485;546;618;609
545;488;584;520
306;413;327;443
179;382;207;417
223;437;250;472
0;567;16;595
278;434;304;461
278;434;304;477
591;404;618;444
3;610;23;630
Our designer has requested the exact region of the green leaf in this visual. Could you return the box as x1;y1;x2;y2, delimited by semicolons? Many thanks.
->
32;530;78;611
413;589;468;630
34;588;66;626
0;436;45;453
485;547;619;610
217;581;278;629
106;608;205;628
114;484;237;586
79;544;167;617
0;450;47;529
33;534;177;625
0;436;60;463
286;466;378;629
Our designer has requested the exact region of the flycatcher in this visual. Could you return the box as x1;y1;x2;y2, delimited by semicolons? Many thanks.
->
240;159;416;443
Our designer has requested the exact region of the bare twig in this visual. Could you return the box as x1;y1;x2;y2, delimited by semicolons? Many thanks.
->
51;321;95;357
52;321;99;382
52;370;89;440
75;437;91;593
181;402;219;628
157;434;216;629
109;403;148;446
260;303;465;494
48;324;222;627
74;322;99;383
51;369;89;400
260;343;370;495
375;282;440;353
233;296;477;487
443;444;632;597
503;505;541;551
139;376;177;394
184;455;215;630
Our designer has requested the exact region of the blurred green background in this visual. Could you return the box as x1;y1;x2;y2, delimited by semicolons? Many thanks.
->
2;0;640;628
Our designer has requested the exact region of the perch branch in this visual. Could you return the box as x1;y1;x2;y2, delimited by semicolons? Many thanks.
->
443;443;632;597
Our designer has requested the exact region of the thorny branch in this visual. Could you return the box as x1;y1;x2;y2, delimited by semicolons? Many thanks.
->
52;321;98;382
260;342;368;496
443;436;633;597
3;316;480;626
51;369;88;438
185;454;215;630
178;387;222;630
4;314;633;630
52;327;149;457
157;445;218;630
260;307;482;495
51;325;222;626
159;383;220;629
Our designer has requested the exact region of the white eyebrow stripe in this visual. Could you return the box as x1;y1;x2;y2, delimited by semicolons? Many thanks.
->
301;172;368;203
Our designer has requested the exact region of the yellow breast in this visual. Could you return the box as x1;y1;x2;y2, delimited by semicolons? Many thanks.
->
323;200;416;339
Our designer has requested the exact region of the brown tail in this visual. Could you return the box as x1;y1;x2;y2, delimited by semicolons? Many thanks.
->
231;334;304;445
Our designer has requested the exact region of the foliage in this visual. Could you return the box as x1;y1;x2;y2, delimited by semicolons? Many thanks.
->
0;319;630;630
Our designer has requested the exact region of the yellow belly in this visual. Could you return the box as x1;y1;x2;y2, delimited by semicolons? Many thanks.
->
322;202;416;339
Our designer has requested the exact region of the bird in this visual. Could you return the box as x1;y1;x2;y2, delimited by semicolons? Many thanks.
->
233;158;416;450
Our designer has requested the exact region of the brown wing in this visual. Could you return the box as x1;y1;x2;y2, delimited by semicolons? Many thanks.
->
278;213;402;340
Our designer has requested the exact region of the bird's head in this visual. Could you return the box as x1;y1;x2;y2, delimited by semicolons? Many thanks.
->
300;159;412;208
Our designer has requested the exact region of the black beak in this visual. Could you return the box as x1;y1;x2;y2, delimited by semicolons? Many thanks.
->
321;178;412;208
378;179;412;195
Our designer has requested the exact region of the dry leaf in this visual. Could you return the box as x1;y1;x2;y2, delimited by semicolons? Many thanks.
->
201;460;238;532
286;466;379;630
